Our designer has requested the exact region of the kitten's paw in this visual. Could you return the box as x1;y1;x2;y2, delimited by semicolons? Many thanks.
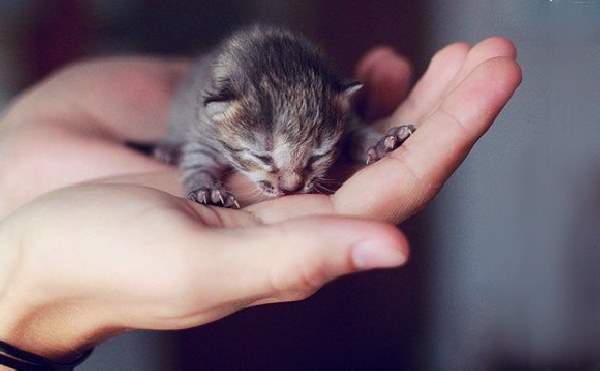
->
366;125;416;164
187;188;241;209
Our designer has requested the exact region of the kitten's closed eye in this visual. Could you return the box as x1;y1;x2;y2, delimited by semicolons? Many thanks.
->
245;152;277;172
307;154;324;167
252;154;274;165
307;149;335;168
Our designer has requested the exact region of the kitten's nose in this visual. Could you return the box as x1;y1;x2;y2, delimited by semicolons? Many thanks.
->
279;172;303;194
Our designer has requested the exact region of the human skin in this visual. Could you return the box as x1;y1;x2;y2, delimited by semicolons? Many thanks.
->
0;37;520;364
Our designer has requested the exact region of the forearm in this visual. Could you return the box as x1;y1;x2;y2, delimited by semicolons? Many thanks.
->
0;110;172;220
11;56;183;142
0;56;186;218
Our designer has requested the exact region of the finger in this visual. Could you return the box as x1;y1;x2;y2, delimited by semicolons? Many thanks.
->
334;56;522;224
388;42;470;125
245;193;334;224
92;168;270;206
355;47;413;120
440;37;516;97
172;216;408;327
388;37;516;130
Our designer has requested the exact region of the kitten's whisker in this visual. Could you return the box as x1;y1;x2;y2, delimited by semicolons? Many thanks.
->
314;179;341;193
314;177;342;185
312;187;324;195
315;187;332;195
316;180;342;187
315;183;335;194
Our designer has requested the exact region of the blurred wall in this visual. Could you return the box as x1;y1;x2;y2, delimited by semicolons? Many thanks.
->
424;1;600;369
0;3;30;106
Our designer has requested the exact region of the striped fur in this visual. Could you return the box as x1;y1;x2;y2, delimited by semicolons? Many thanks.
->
156;25;364;201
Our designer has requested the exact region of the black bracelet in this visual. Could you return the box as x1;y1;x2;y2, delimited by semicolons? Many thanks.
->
0;341;93;371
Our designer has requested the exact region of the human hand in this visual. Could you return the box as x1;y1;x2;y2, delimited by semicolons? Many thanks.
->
0;37;521;361
0;183;408;360
0;37;521;225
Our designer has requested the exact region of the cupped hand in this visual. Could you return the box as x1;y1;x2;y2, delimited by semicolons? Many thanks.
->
0;37;521;360
0;183;408;359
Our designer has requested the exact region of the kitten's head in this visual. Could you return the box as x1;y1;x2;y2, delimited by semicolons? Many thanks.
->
202;26;361;197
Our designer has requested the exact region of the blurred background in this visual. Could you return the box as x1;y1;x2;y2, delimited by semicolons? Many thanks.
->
0;1;598;370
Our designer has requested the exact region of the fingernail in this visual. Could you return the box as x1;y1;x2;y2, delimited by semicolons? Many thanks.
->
351;242;407;270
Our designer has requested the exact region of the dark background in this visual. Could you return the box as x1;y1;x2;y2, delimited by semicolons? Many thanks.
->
0;1;598;370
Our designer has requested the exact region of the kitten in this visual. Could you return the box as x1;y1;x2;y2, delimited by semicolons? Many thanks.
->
155;25;414;208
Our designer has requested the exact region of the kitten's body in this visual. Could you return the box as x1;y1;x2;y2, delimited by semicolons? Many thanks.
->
156;26;414;207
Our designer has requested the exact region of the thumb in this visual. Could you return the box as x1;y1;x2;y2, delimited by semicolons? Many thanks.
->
205;216;409;307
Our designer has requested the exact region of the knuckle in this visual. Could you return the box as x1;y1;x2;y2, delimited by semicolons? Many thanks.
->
385;142;443;199
438;104;470;135
432;42;468;64
386;143;423;182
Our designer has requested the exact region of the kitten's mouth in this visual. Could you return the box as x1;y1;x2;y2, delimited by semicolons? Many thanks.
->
259;188;281;197
256;183;281;197
257;185;314;198
256;183;313;197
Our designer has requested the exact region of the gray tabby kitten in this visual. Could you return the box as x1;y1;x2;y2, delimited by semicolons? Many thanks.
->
155;25;414;208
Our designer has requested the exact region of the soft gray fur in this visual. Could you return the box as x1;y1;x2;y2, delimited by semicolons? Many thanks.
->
155;25;414;207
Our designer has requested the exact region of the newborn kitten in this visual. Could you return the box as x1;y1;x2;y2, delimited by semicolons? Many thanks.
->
155;25;414;208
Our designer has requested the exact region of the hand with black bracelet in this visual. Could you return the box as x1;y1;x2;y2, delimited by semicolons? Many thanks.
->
0;38;520;368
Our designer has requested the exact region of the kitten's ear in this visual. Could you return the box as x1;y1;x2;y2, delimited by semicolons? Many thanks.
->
341;81;364;100
338;81;363;111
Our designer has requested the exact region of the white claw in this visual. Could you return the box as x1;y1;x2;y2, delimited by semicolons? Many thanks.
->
233;200;241;209
366;149;377;165
202;193;207;204
218;193;225;205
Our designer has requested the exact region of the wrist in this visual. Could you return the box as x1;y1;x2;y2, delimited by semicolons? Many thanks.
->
0;217;109;363
0;297;101;362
